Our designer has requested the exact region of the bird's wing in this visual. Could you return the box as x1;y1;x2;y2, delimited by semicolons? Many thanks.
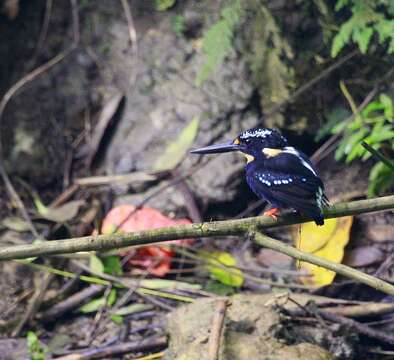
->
263;146;321;179
252;149;328;224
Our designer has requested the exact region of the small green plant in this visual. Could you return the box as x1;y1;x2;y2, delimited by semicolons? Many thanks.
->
27;331;46;360
195;0;244;86
171;15;186;37
155;0;176;12
332;0;394;57
331;93;394;196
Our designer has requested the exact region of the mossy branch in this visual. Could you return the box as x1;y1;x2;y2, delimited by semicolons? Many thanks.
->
1;195;394;293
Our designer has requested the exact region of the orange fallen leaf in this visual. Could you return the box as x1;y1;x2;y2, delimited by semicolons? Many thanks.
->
101;204;193;276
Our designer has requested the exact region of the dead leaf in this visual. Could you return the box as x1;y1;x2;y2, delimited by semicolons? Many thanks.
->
153;117;199;172
293;217;353;286
1;217;31;232
37;200;84;223
344;246;384;267
101;204;193;276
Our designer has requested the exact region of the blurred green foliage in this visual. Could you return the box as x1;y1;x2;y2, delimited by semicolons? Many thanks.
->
195;0;244;86
155;0;176;11
332;93;394;196
27;331;46;360
171;14;186;37
329;0;394;196
195;0;393;195
332;0;394;56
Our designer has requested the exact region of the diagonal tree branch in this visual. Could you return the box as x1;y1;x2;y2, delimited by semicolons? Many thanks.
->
252;232;394;295
0;195;393;262
0;196;394;294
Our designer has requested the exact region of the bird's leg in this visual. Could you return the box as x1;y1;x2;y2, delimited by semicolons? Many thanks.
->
263;207;280;220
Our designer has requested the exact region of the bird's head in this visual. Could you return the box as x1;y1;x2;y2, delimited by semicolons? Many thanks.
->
190;127;288;163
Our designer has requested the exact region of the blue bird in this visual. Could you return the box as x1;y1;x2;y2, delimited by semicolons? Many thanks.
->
191;127;329;225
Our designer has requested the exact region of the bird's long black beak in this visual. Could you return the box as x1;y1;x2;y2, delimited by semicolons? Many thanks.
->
190;141;240;154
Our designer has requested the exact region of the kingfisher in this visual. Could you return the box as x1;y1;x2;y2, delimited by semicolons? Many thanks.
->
191;127;328;225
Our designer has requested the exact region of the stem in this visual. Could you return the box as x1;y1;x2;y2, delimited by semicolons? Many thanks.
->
253;233;394;296
1;196;394;295
361;141;394;171
0;196;393;261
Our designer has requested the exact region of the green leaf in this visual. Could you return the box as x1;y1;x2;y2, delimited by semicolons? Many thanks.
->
195;0;244;85
139;278;201;290
103;255;123;276
172;15;186;37
27;331;39;350
316;107;349;141
362;101;385;117
204;281;236;295
368;162;394;196
90;255;105;274
78;289;117;313
27;331;46;360
111;303;153;316
379;93;393;119
335;0;350;11
34;197;84;223
107;289;117;306
79;298;105;313
155;0;175;11
153;117;199;172
202;251;244;287
110;314;123;325
353;26;373;53
331;120;349;134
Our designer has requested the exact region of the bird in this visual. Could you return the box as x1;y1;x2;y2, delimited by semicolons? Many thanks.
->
190;127;329;225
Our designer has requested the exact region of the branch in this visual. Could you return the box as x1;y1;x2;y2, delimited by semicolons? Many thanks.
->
0;196;393;262
253;233;394;296
1;196;394;295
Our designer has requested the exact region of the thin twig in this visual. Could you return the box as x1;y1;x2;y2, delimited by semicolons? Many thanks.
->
253;232;394;296
38;285;105;322
374;253;394;277
208;299;228;360
12;272;53;336
264;50;358;118
1;197;394;296
317;310;394;345
120;0;137;54
361;141;394;171
323;302;394;318
55;336;167;360
31;0;53;64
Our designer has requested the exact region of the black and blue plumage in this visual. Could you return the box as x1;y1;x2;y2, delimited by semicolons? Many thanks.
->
191;127;329;225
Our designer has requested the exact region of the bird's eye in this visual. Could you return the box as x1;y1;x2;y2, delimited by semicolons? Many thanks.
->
245;139;251;144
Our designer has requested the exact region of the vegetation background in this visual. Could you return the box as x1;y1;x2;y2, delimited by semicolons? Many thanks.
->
0;0;393;359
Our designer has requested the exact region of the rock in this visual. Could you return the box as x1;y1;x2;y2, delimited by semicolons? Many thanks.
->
0;339;30;360
165;294;333;360
102;2;257;211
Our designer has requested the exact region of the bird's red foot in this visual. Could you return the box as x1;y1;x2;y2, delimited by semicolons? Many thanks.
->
263;207;280;221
